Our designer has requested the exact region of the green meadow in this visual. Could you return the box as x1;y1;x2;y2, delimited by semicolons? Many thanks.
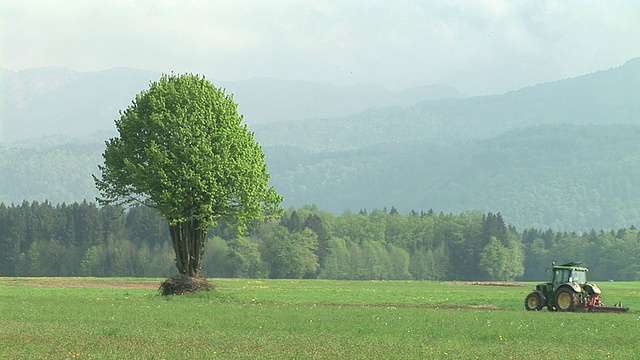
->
1;278;639;359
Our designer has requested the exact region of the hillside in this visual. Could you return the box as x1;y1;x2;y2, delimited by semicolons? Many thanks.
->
265;124;640;231
1;67;156;142
222;78;463;124
1;58;639;231
254;57;640;151
0;67;463;143
2;124;639;231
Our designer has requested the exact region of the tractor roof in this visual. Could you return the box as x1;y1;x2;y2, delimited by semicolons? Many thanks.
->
553;261;589;271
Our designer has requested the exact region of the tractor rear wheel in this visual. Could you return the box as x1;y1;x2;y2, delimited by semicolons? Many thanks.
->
525;291;544;311
554;287;579;311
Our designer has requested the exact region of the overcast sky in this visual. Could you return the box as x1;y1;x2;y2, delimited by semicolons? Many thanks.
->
2;0;639;95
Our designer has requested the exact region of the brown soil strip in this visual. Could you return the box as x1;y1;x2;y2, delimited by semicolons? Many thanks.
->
1;281;158;289
307;303;503;310
449;281;527;287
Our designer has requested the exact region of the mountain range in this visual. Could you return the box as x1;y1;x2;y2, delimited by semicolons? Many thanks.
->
253;57;640;150
0;66;463;143
1;58;639;231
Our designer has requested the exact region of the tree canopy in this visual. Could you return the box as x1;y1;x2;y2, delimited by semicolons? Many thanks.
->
93;73;282;279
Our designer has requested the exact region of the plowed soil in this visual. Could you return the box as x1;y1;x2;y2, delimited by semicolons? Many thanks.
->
451;281;526;287
2;280;158;289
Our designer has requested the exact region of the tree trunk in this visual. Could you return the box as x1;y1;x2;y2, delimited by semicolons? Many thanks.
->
169;219;207;277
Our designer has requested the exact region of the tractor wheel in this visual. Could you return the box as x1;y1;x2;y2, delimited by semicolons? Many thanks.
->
554;287;579;312
525;291;544;311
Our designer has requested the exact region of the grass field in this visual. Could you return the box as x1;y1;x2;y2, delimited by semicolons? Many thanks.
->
1;278;639;359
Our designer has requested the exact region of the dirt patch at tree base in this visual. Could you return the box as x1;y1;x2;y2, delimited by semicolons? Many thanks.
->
158;274;214;295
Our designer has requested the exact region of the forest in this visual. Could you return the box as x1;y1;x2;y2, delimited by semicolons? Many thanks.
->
1;200;638;282
2;124;640;231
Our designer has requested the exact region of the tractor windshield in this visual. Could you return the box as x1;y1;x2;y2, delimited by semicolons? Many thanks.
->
570;270;587;284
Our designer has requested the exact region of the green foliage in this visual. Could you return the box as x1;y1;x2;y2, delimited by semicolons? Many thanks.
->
225;236;266;278
0;140;105;205
319;237;352;279
80;236;175;277
94;73;282;230
479;237;525;281
256;221;318;278
201;236;232;277
522;227;640;281
3;201;640;281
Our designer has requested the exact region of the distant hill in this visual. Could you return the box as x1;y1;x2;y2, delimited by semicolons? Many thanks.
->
1;67;156;142
254;57;640;151
1;58;639;231
0;67;463;143
412;57;640;128
264;124;640;231
2;124;640;231
226;78;463;123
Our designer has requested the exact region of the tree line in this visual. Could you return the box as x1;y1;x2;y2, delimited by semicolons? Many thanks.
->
1;200;639;281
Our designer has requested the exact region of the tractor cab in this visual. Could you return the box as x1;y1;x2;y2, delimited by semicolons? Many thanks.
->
551;263;588;286
533;262;589;301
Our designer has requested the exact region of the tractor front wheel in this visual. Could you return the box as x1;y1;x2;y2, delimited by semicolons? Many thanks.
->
554;287;579;312
525;291;544;311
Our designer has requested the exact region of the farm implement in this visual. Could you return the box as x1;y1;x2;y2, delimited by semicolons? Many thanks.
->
524;262;628;313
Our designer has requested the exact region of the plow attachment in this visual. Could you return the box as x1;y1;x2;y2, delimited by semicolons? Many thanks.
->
587;304;629;313
584;295;629;313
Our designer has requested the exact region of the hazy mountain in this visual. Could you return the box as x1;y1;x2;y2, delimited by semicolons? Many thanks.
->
263;124;640;231
412;57;640;127
1;67;156;142
1;58;639;231
2;124;639;231
253;57;640;151
0;67;464;143
225;78;464;124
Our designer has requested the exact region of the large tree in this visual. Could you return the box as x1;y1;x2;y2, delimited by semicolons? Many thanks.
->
94;74;282;284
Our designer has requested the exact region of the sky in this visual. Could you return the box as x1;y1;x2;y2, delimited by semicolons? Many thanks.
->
2;0;640;95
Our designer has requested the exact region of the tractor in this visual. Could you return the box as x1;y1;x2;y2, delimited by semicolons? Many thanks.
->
524;262;628;312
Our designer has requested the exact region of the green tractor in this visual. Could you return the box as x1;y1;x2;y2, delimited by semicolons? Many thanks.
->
525;262;628;312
